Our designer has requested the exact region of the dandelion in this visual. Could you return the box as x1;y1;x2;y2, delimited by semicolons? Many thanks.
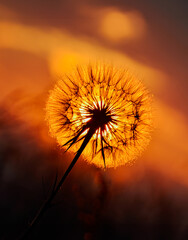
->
46;64;152;168
17;63;152;239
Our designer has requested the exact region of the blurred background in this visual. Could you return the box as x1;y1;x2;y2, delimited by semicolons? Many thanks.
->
0;0;188;239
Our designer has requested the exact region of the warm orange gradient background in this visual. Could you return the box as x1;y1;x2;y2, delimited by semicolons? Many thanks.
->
0;1;188;239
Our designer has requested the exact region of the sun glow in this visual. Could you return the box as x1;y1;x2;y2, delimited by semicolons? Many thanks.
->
46;64;153;168
79;99;118;141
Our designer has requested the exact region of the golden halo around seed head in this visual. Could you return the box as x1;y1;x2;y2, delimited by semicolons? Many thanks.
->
46;64;153;168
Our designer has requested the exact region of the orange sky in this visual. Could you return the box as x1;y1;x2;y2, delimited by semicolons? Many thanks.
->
0;0;188;198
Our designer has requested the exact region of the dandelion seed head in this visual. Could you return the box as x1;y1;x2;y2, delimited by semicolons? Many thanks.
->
46;64;153;168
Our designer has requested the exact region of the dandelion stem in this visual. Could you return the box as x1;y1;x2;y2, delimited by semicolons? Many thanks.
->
17;128;95;240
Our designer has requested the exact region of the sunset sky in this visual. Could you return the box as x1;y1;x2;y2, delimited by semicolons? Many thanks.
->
0;1;188;239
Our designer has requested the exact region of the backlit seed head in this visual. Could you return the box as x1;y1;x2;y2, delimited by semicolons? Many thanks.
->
46;64;153;168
